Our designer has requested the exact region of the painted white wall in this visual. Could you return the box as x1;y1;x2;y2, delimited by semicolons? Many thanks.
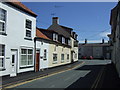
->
0;2;36;76
36;41;49;70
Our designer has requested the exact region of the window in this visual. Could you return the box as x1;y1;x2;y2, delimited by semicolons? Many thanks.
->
0;45;5;69
21;48;33;67
67;54;69;62
61;54;64;63
74;53;77;59
0;8;6;33
53;54;57;63
62;37;65;44
25;19;32;38
43;49;47;60
68;39;71;46
53;33;58;41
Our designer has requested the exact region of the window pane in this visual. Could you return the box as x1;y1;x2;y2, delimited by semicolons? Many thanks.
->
0;45;4;56
28;55;33;65
21;55;27;65
61;54;64;60
26;30;31;37
44;49;47;59
28;49;32;54
53;54;57;61
26;20;32;29
0;22;5;32
0;9;6;21
21;49;27;54
0;58;3;67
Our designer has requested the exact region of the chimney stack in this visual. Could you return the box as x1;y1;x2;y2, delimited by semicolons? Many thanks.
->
85;39;87;44
102;39;104;44
52;17;59;24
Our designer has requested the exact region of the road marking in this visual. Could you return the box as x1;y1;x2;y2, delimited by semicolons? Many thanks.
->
3;61;85;89
91;66;105;89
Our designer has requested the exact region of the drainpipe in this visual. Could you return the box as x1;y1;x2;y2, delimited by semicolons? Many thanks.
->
34;37;36;72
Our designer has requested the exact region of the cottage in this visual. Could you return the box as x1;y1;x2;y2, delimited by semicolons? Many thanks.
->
0;1;37;77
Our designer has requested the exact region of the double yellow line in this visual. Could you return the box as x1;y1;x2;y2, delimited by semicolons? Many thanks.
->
91;66;105;89
1;61;85;89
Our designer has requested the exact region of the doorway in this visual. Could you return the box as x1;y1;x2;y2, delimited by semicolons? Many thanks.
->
36;50;40;72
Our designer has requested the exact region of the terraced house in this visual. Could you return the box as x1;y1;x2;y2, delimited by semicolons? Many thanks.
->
0;1;37;77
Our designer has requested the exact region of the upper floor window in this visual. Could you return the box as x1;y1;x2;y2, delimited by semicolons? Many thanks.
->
25;19;32;38
53;33;58;41
0;44;5;69
68;39;71;46
62;37;65;44
0;8;6;33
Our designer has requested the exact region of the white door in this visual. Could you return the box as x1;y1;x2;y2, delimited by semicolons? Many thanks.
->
10;50;17;77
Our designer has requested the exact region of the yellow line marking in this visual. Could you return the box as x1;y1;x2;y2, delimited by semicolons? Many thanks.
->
3;61;85;89
91;67;105;89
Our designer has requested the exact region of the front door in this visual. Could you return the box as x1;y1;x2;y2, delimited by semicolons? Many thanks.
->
10;50;17;77
36;50;40;72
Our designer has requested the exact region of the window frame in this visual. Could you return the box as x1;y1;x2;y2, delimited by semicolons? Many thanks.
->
53;53;57;64
20;48;33;67
62;37;65;44
43;49;47;60
61;54;64;63
53;33;58;41
67;54;69;62
25;19;32;39
0;8;6;34
0;44;5;69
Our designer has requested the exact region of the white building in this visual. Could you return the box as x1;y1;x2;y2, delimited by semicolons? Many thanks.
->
0;2;37;77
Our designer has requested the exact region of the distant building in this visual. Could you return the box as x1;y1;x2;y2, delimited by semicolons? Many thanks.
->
78;39;111;59
110;1;120;78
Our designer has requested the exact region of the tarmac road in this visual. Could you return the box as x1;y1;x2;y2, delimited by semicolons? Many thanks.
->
5;60;112;89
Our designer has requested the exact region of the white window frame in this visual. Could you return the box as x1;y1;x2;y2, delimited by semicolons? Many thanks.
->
0;45;5;69
68;39;71;46
53;33;58;41
53;53;57;64
62;37;65;44
25;19;32;39
20;47;33;67
0;8;6;34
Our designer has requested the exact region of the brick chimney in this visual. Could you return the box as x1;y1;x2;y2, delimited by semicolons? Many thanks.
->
102;39;104;44
52;17;59;24
85;39;87;44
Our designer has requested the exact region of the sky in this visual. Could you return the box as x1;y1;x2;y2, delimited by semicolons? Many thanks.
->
23;2;117;43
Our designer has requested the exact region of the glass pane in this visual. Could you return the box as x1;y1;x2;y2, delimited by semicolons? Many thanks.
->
0;22;5;32
28;55;33;65
21;55;27;65
26;20;32;29
21;49;27;54
26;30;31;37
0;9;6;21
0;58;3;67
0;45;4;56
28;49;33;54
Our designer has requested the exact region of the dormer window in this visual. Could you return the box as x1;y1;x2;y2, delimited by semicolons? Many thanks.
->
68;39;71;46
53;33;58;41
62;37;65;44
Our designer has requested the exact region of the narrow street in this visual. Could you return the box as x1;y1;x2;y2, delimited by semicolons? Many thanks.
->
3;60;117;89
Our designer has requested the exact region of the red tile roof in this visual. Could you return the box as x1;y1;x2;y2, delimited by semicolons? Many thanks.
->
36;28;51;40
5;0;37;17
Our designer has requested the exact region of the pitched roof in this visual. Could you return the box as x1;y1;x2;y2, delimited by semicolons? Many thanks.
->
36;28;51;40
79;43;110;47
4;0;37;17
60;25;73;31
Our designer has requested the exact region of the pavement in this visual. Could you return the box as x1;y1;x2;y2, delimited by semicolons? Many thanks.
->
1;61;83;89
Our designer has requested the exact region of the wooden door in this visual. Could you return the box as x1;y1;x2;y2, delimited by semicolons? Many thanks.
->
36;52;40;72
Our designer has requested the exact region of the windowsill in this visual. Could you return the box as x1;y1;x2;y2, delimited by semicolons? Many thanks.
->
20;66;34;69
0;68;6;71
61;61;64;63
0;33;7;36
53;61;58;64
24;37;32;41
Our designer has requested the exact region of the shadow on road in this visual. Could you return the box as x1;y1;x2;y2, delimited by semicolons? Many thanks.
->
65;63;120;89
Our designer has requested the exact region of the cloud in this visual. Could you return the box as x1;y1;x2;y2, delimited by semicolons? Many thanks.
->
99;32;111;38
